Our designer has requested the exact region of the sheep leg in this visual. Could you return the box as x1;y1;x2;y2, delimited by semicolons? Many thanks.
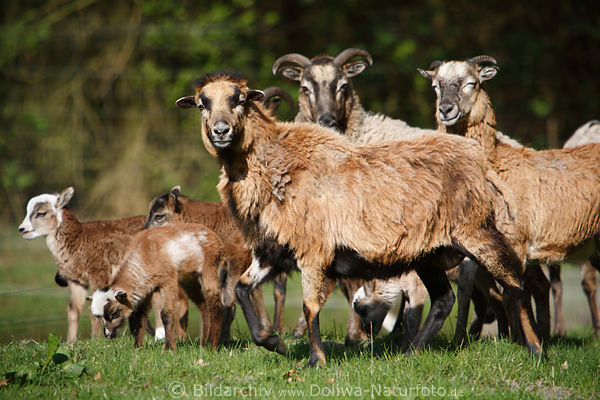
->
467;287;488;339
157;285;180;351
475;268;509;338
273;272;287;333
456;229;542;356
524;263;551;342
292;312;308;338
581;259;600;339
338;278;368;346
301;268;336;367
548;263;566;337
129;298;151;349
67;281;87;342
176;288;189;341
408;267;455;354
235;255;287;354
453;258;477;345
151;292;165;340
250;286;273;334
401;286;426;353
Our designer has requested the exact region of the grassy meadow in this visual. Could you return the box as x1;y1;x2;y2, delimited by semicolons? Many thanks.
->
1;225;599;399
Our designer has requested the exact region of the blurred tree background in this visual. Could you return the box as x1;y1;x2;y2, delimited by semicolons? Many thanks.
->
1;0;598;223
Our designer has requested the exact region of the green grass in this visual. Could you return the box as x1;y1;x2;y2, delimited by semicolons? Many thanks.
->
2;225;600;398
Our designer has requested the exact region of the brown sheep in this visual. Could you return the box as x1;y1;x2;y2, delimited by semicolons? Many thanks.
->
91;223;227;350
144;186;274;339
176;71;541;366
419;56;600;341
18;187;146;342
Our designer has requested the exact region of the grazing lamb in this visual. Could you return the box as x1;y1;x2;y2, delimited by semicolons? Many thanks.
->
144;186;274;337
91;223;228;350
353;265;508;351
274;48;518;345
18;187;147;342
176;71;542;366
419;56;600;341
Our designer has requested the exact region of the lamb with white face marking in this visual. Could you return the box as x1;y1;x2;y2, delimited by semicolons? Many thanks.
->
91;223;230;351
18;187;147;342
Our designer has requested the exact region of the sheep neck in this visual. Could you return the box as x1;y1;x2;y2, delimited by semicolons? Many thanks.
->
48;208;83;268
438;90;497;158
216;104;290;244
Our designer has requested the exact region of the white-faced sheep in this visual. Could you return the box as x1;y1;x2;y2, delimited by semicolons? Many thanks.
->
419;56;600;341
91;223;228;350
18;187;149;342
175;71;542;366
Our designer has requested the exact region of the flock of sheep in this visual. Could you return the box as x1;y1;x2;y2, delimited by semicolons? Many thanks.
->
18;48;600;367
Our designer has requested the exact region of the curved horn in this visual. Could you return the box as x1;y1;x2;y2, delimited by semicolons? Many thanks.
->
272;53;311;75
466;55;497;66
262;86;294;111
333;48;373;67
428;60;443;70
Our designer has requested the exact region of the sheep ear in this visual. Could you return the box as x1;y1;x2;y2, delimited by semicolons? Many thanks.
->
280;67;302;81
170;186;181;196
57;187;75;208
115;290;128;304
247;90;264;103
343;61;369;77
479;66;498;82
168;190;183;213
417;69;435;80
176;96;197;109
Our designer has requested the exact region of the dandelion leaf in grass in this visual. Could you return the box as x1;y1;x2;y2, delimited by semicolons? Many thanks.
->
60;361;85;378
44;333;60;368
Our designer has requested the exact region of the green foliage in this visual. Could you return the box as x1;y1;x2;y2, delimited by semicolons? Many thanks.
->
1;1;599;222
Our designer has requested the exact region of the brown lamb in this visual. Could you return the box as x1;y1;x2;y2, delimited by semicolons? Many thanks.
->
91;223;228;350
18;187;148;342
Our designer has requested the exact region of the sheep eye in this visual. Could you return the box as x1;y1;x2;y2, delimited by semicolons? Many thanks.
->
338;83;348;93
197;103;205;111
301;86;311;95
154;214;165;221
110;310;120;320
35;212;47;218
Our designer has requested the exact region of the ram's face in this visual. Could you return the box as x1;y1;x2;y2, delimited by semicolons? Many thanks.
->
352;281;392;336
299;60;351;131
91;289;133;339
420;60;498;126
18;195;60;239
176;74;264;158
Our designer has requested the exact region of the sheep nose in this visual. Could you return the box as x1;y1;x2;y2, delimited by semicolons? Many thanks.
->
18;226;25;233
353;302;367;317
438;102;456;117
212;121;230;136
317;114;337;129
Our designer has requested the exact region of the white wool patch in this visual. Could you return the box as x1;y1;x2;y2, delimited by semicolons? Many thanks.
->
91;289;116;317
352;286;366;307
437;61;470;81
155;327;165;340
163;231;207;268
246;255;271;288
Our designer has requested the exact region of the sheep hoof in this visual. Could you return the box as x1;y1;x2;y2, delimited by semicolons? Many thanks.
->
260;334;287;355
306;353;326;368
